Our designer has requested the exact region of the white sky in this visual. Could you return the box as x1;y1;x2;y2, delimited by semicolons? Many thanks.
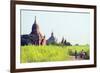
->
21;9;90;45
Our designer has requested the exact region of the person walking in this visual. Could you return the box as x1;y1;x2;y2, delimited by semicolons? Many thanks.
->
75;50;78;59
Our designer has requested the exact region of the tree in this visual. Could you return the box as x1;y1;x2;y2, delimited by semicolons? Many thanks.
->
61;37;64;44
75;44;79;46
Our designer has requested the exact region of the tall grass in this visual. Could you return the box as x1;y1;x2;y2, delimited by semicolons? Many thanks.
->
21;45;89;63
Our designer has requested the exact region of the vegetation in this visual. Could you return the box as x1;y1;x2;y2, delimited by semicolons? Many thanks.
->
21;45;89;63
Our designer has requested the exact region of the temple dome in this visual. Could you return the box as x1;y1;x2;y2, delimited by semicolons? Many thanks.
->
47;32;57;44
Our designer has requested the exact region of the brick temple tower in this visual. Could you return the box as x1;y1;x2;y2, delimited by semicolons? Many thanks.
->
30;16;46;45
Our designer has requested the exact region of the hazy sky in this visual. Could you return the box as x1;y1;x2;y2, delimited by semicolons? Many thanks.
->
21;9;90;45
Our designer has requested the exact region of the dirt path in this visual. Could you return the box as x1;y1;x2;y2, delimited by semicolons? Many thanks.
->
69;56;83;60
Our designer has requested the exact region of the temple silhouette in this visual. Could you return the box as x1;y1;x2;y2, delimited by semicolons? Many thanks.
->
21;16;46;45
21;16;71;46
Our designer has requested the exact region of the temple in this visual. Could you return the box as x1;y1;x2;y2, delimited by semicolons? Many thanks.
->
21;16;71;46
47;32;57;45
21;16;46;45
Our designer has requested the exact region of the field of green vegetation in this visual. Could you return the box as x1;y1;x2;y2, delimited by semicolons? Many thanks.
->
20;45;89;63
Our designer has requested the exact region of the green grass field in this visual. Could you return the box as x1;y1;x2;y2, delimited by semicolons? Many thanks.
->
20;45;89;63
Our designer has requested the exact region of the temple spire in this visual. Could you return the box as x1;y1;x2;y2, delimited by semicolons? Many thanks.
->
34;16;36;24
31;16;40;34
51;32;54;36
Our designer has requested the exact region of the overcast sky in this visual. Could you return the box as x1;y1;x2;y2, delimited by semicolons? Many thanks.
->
21;9;90;45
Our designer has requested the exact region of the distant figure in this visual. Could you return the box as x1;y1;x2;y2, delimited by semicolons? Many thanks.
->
75;50;78;59
80;49;86;59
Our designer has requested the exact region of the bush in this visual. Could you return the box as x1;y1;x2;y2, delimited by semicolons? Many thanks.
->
21;45;70;63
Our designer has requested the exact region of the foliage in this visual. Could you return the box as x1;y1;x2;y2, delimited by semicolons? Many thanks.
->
21;45;89;63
